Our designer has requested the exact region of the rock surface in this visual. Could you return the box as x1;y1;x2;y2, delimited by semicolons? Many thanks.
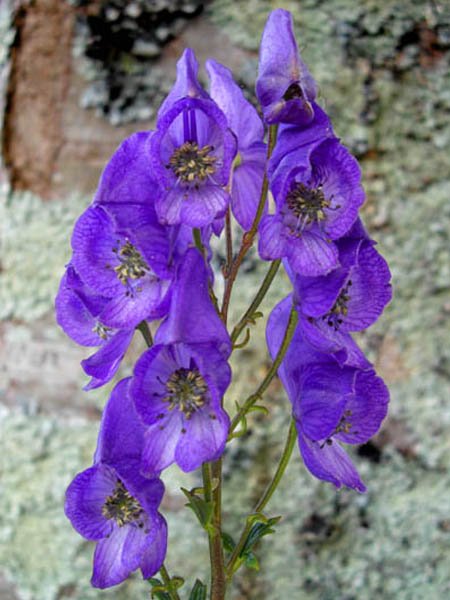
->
1;0;450;598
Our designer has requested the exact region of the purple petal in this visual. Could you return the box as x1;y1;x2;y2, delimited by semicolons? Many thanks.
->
206;59;264;148
156;248;231;356
298;428;366;492
65;464;115;541
99;277;171;329
82;329;134;391
179;185;230;228
91;525;132;588
232;143;267;230
141;412;183;475
340;241;392;332
175;406;229;472
293;266;349;318
256;9;317;125
299;314;372;369
311;140;365;239
55;268;107;346
336;370;389;445
158;48;209;118
297;363;356;440
268;104;334;177
258;214;288;261
286;232;339;276
140;513;168;579
94;378;145;468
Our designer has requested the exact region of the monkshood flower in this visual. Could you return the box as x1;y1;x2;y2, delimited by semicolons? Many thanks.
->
149;49;236;227
206;59;267;230
259;138;365;276
256;8;318;125
71;205;172;329
293;237;392;353
55;265;134;390
92;131;161;230
65;379;167;588
266;297;389;491
131;248;231;474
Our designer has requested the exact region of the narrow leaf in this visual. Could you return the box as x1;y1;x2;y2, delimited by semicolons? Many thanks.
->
189;579;208;600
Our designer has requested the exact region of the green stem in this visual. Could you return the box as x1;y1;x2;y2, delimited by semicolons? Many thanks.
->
226;419;297;581
231;259;281;345
158;564;181;600
229;305;298;435
137;320;153;347
202;461;226;599
221;125;279;325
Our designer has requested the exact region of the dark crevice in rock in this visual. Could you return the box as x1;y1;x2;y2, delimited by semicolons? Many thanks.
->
73;0;207;125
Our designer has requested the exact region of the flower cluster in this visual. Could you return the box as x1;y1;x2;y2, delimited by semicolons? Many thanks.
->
259;10;392;492
56;8;391;591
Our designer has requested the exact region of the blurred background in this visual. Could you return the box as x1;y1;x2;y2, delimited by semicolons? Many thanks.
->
1;0;450;598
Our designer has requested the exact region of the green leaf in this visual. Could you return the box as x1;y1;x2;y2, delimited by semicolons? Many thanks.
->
181;488;214;531
221;531;236;553
189;579;208;600
248;404;270;416
147;578;171;600
243;551;260;571
171;576;185;590
241;515;281;557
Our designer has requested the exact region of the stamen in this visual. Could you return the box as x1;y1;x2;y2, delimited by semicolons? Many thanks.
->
168;142;217;184
286;182;331;229
102;480;143;527
163;367;208;418
334;409;353;435
113;240;150;285
322;280;352;330
92;322;113;341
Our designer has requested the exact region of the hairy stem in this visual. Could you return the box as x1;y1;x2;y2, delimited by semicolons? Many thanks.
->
221;125;278;325
225;419;297;580
231;259;281;345
203;461;226;600
229;304;298;435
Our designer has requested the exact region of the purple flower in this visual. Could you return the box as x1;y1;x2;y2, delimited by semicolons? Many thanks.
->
71;206;172;329
256;9;318;125
156;248;231;357
92;131;162;230
131;248;231;473
55;265;134;390
266;297;389;491
65;379;167;588
294;236;392;337
131;342;231;474
296;365;388;492
149;49;236;227
206;59;267;230
259;139;365;276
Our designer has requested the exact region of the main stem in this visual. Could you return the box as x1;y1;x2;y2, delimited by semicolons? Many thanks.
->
226;419;297;580
203;461;226;599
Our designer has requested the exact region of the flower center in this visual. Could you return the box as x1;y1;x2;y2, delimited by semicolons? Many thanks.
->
322;280;352;330
286;182;331;227
102;480;143;527
168;141;217;184
334;409;353;435
92;321;113;341
164;367;208;418
113;241;150;285
283;82;304;101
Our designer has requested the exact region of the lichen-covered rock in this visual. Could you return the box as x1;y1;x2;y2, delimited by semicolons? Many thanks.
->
1;0;450;598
